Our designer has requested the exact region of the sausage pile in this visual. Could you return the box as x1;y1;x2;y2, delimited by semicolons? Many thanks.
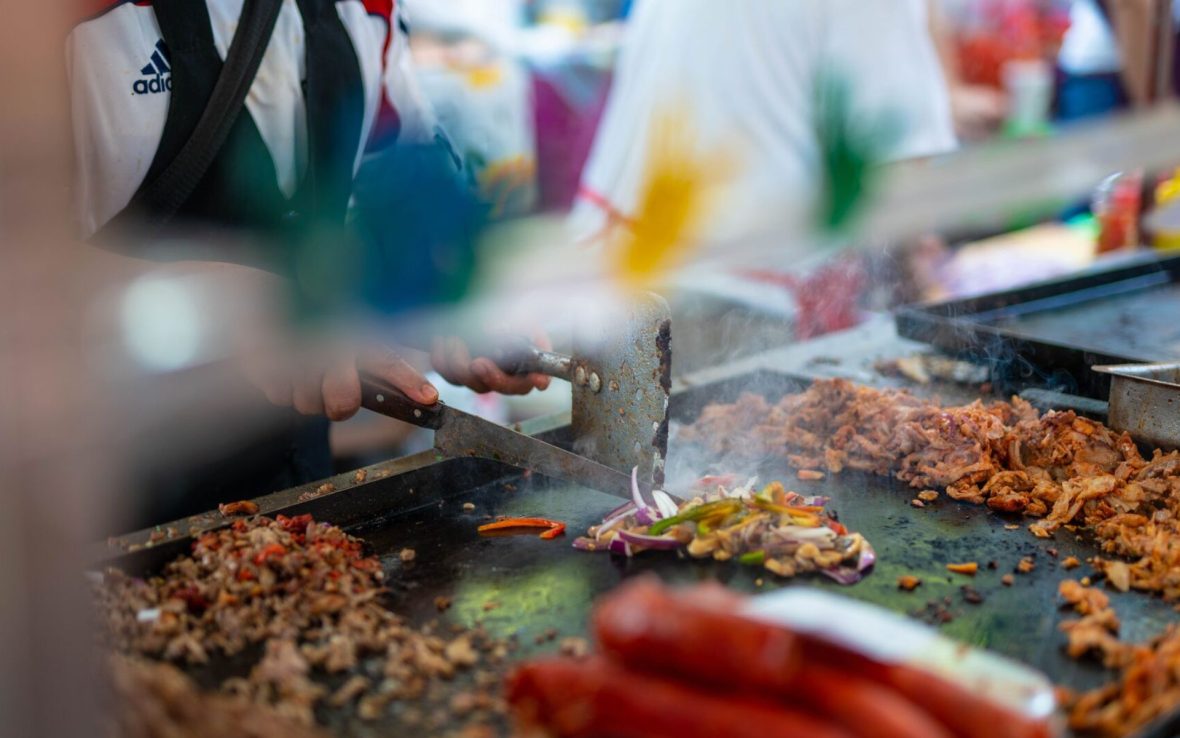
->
507;578;1054;738
682;379;1180;599
96;515;509;732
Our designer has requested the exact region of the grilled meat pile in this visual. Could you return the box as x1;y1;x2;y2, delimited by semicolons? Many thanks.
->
105;655;329;738
682;379;1180;599
97;515;508;732
1058;579;1180;737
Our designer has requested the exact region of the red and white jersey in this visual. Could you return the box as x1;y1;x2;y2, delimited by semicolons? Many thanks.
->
68;0;438;238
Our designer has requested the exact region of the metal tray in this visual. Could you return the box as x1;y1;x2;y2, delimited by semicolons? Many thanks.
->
98;368;1180;738
895;252;1180;398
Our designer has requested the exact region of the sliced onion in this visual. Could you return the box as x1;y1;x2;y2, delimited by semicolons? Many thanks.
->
770;525;837;544
596;515;627;541
857;541;877;572
821;567;864;585
820;541;877;585
597;501;638;541
802;495;831;507
603;499;637;520
727;476;759;498
651;489;681;519
617;529;683;550
607;537;632;556
631;466;656;510
634;507;656;526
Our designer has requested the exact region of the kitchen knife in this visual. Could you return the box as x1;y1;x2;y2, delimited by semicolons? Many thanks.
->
360;374;633;500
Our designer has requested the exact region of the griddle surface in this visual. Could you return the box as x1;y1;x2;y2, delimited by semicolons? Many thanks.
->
994;283;1180;360
352;456;1177;725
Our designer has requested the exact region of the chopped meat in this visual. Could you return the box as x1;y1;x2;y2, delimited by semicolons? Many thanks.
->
434;596;453;612
918;490;940;502
1065;614;1180;737
1017;557;1035;574
462;502;476;512
95;516;497;731
329;675;371;707
218;500;259;517
105;655;328;738
399;547;417;563
354;469;367;484
1063;556;1081;570
559;636;590;659
796;469;825;481
1104;560;1131;592
1001;574;1015;586
445;636;479;667
897;575;922;591
910;499;925;508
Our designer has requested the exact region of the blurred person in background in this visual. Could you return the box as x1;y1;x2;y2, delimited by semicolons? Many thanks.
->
68;0;550;527
936;0;1069;137
569;0;957;339
1056;0;1176;120
571;0;957;249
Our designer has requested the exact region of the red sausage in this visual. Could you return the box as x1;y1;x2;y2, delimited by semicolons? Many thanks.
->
592;579;1051;738
800;665;955;738
506;656;854;738
878;664;1054;738
592;578;806;693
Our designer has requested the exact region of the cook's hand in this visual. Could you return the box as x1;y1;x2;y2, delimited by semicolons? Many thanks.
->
246;344;439;422
431;334;552;395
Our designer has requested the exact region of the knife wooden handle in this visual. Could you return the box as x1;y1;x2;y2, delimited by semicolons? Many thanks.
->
360;374;446;430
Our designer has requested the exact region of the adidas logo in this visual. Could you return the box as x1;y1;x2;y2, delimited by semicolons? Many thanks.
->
132;40;172;95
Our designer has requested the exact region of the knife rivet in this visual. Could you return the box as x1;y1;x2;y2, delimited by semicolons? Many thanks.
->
574;366;587;386
414;409;422;418
589;372;602;393
376;394;385;402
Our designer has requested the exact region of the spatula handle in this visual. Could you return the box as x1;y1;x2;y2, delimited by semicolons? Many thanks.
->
360;374;446;430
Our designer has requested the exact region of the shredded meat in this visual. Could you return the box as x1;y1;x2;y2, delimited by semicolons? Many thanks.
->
1058;582;1180;737
683;379;1180;599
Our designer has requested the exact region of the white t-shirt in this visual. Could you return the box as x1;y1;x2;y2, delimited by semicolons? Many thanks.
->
571;0;957;244
68;0;438;238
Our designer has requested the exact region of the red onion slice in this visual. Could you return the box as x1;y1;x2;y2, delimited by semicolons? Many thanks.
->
617;529;683;550
607;537;632;556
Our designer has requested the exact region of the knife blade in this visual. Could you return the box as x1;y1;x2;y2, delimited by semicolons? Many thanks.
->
360;375;632;500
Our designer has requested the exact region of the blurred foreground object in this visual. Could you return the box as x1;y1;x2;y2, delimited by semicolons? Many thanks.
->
1;0;105;736
508;578;1059;738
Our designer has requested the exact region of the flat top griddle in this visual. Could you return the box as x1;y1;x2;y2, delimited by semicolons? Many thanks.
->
101;322;1180;738
897;252;1180;398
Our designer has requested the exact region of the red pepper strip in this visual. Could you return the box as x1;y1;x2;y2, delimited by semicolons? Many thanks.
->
478;517;566;539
